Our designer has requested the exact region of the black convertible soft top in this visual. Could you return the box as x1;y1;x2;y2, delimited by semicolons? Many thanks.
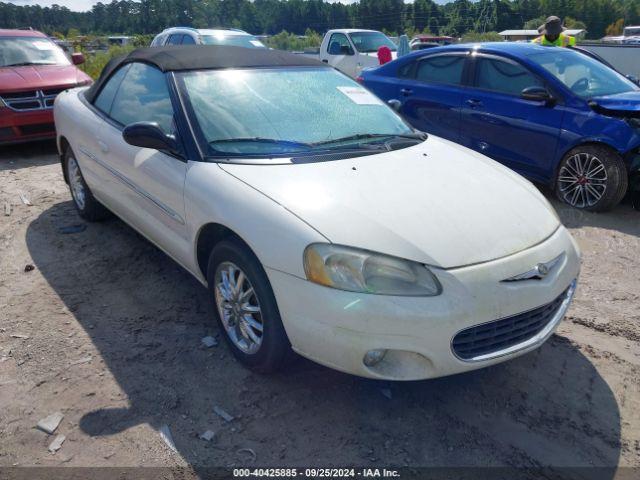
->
84;45;327;103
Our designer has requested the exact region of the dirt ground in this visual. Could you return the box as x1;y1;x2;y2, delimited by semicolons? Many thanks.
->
1;141;639;478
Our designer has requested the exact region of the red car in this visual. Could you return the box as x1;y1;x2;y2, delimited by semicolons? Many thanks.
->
0;29;92;146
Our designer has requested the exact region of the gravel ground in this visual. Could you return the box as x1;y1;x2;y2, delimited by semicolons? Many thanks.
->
1;142;639;479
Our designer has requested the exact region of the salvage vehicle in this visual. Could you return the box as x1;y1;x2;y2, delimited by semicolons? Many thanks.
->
317;29;397;78
0;29;92;145
150;27;266;48
360;42;640;211
54;45;580;380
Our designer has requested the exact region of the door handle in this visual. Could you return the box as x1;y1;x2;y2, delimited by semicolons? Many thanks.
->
466;99;482;107
322;59;328;63
400;88;413;96
97;140;109;153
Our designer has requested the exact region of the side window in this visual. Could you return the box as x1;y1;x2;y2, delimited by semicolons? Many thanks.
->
181;34;196;45
93;64;130;114
398;61;415;78
475;57;543;96
109;63;174;133
328;33;352;55
167;34;182;45
415;55;465;85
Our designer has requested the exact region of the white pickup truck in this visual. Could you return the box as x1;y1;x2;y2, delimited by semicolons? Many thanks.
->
316;29;397;78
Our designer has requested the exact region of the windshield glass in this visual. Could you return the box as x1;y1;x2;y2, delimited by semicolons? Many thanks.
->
528;50;638;98
200;34;266;48
178;67;414;158
0;37;70;67
349;32;397;53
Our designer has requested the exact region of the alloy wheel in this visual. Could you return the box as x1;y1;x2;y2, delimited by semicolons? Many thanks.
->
558;152;607;208
214;261;264;354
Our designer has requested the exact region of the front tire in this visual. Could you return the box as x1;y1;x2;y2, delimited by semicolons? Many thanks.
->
206;240;290;373
555;145;628;212
63;147;111;221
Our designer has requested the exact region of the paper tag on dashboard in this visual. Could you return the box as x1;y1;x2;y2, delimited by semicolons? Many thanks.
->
250;40;265;47
337;86;383;105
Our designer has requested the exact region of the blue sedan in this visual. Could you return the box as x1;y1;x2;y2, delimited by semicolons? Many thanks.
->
360;42;640;211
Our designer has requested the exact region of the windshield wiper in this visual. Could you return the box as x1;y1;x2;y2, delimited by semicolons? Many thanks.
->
311;132;426;147
209;137;313;150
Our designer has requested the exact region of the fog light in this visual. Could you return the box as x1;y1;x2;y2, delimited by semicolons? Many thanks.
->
363;349;387;367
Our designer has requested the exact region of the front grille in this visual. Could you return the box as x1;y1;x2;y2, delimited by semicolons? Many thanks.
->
10;100;41;110
0;87;70;112
452;288;569;360
2;90;37;99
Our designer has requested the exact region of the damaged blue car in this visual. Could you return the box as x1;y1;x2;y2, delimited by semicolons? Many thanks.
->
360;43;640;211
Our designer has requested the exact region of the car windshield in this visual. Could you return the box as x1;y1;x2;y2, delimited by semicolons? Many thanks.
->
200;34;266;48
178;67;415;158
528;49;638;99
0;37;70;67
349;32;397;53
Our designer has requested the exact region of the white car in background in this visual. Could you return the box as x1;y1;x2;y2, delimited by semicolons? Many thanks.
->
54;45;580;381
150;27;266;48
318;29;397;78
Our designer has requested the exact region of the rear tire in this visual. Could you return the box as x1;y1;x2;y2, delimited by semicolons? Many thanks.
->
555;145;627;212
63;146;111;222
206;240;290;373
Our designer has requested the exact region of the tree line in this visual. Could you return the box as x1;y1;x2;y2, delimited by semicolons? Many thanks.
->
1;0;639;40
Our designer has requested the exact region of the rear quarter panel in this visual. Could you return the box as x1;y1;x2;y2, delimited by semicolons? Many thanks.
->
361;65;400;101
54;89;113;198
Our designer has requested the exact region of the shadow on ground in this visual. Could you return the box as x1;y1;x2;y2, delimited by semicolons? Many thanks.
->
0;140;58;172
26;200;621;477
540;185;640;238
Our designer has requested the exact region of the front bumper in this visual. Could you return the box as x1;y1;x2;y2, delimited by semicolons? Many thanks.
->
267;226;580;380
0;107;55;145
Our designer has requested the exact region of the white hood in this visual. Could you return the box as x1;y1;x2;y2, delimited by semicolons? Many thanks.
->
363;51;397;59
220;136;560;269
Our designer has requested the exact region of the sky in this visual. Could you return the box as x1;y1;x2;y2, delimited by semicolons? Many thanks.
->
6;0;451;13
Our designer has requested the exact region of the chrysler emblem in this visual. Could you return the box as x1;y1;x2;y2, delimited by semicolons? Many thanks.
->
536;263;550;277
502;253;564;282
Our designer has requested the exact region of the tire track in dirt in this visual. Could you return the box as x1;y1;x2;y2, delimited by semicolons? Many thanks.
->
567;315;640;343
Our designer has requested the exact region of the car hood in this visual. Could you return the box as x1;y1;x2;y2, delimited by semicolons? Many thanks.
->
590;91;640;115
363;51;397;60
0;65;88;93
219;136;560;269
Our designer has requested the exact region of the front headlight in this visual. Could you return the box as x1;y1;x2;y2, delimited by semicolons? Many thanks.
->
303;243;441;296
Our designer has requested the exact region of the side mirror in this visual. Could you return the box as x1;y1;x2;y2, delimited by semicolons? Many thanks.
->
521;86;555;105
71;52;85;65
122;122;179;154
340;45;354;56
387;99;402;112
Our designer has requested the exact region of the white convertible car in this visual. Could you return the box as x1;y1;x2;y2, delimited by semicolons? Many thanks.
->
54;46;580;380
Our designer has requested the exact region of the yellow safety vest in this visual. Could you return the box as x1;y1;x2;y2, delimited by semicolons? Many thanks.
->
532;33;576;47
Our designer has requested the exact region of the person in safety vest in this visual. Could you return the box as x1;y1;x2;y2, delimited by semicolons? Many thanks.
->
532;16;576;47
